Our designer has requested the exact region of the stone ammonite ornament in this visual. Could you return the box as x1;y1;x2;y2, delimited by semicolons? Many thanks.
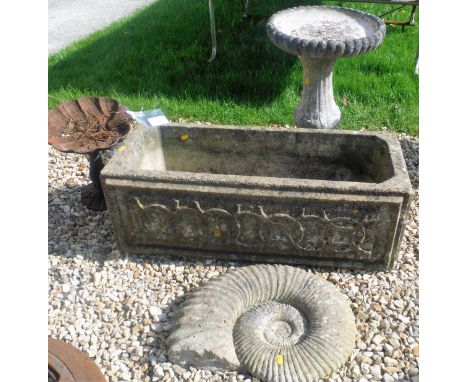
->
168;264;357;382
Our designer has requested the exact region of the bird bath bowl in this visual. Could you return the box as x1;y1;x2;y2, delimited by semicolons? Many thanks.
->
267;6;386;129
101;123;411;270
48;97;133;211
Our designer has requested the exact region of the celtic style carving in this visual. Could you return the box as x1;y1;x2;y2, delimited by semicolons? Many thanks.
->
131;198;379;259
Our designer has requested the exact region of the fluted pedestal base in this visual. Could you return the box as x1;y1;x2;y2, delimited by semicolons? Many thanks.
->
294;57;341;129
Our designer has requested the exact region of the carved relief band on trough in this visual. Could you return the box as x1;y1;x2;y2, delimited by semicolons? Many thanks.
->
130;197;380;260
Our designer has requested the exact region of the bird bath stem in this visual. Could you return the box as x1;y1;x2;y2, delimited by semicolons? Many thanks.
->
296;57;340;129
81;150;106;211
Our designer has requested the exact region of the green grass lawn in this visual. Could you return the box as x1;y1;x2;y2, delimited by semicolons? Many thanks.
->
48;0;419;135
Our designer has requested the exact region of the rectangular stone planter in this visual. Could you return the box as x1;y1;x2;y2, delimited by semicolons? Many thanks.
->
101;123;412;270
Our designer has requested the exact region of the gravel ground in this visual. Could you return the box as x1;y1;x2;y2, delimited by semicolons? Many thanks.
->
48;131;419;382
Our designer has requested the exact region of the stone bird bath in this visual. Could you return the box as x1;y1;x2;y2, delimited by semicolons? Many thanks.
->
267;6;386;129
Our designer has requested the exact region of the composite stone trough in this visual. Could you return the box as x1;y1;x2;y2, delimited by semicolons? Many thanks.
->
101;123;412;270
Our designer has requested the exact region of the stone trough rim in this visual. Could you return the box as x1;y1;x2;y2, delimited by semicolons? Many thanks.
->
102;123;412;196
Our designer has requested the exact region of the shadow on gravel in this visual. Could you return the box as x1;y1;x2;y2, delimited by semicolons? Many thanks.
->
399;137;419;189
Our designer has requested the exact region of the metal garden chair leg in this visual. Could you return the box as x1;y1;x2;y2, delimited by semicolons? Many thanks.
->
208;0;217;62
241;0;250;17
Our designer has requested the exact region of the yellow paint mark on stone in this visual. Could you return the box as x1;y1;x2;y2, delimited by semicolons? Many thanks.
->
277;354;283;365
304;78;310;86
180;134;189;141
118;145;126;151
213;227;221;237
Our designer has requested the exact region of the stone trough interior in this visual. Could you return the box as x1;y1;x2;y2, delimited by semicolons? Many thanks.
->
122;124;394;183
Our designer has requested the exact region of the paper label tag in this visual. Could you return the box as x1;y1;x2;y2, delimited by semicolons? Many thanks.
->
147;115;169;126
127;109;169;128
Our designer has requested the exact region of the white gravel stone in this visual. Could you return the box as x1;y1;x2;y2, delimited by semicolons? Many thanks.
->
370;364;382;380
383;374;394;382
48;131;419;382
149;306;162;320
372;334;384;345
357;341;367;350
351;365;361;378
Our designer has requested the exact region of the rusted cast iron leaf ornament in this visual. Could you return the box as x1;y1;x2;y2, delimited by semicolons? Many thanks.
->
48;96;132;153
48;97;133;210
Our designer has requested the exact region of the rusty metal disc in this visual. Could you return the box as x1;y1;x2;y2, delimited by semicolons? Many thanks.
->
48;338;106;382
48;96;132;154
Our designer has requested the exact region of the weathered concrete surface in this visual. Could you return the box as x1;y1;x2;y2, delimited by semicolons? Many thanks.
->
48;0;153;53
101;123;412;270
266;6;386;129
168;264;357;382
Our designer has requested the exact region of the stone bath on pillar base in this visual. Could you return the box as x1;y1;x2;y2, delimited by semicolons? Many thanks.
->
267;6;386;129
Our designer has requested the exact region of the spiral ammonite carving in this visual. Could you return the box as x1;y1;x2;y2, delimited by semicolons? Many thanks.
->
168;265;357;382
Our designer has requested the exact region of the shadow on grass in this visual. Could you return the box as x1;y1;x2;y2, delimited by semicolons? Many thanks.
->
49;0;322;106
